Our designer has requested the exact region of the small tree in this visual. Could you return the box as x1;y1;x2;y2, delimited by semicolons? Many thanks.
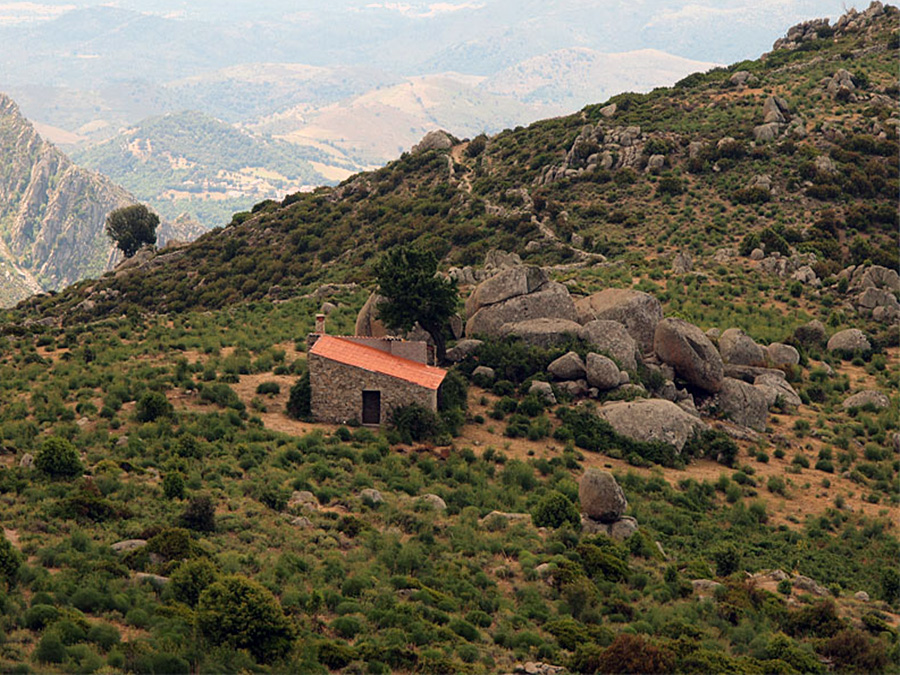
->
35;436;83;479
374;245;458;363
197;575;294;663
0;532;20;589
532;491;580;528
105;204;159;258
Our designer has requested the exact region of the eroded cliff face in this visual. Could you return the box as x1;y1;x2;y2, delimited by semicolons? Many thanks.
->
0;93;132;306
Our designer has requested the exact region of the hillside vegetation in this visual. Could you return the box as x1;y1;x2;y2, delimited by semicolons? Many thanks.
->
0;5;897;675
72;111;335;230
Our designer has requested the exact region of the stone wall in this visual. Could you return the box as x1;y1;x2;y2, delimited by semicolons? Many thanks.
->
309;353;438;424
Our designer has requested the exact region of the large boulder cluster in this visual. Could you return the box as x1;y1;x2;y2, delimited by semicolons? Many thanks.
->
357;251;886;442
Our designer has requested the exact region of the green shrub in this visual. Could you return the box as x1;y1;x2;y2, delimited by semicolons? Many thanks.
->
330;615;364;639
0;532;20;589
197;575;295;663
23;604;58;629
135;391;173;422
34;631;67;664
35;436;83;479
256;381;280;396
180;496;216;532
286;372;311;420
171;558;220;607
163;472;186;500
389;404;442;443
713;544;741;576
531;492;580;529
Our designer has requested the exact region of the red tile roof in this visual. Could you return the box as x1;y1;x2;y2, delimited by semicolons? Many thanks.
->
310;335;446;390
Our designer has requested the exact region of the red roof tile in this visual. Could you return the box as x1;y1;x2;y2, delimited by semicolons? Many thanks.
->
310;335;446;390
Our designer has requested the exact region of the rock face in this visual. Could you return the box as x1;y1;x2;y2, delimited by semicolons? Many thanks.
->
420;494;447;511
767;343;800;367
500;318;583;348
794;320;827;346
763;95;791;124
574;289;663;353
355;293;390;337
466;266;548;317
595;399;705;451
465;267;577;338
445;339;483;363
754;373;802;408
0;94;129;306
654;318;725;393
671;250;692;274
411;129;453;153
842;390;890;410
529;381;556;404
585;353;620;390
548;352;586;380
579;469;627;523
718;377;769;431
718;328;766;366
578;320;639;371
827;329;871;354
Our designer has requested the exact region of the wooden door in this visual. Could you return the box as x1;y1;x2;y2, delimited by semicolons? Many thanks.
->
362;391;381;425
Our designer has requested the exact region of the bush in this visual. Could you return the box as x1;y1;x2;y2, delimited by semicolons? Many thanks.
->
713;544;741;576
595;634;675;674
0;532;20;589
135;391;173;423
180;496;216;532
880;567;900;605
390;404;442;443
171;558;219;607
197;575;295;663
162;472;186;500
34;631;67;664
531;492;580;529
35;436;83;479
256;381;280;396
286;371;311;419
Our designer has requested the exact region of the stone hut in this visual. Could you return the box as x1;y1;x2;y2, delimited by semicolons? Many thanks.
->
308;334;446;425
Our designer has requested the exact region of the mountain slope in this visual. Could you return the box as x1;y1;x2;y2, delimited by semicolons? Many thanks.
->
72;111;334;229
0;93;134;305
0;93;207;307
23;4;897;322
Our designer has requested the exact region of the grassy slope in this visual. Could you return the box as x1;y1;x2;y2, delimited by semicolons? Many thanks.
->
0;8;897;674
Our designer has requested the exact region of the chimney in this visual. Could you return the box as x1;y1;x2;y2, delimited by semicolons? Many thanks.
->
315;313;326;334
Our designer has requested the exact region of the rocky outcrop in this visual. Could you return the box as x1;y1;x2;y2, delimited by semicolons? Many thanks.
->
718;377;769;431
548;352;586;380
529;381;556;404
767;343;800;367
411;129;454;153
0;93;136;306
575;289;662;353
585;353;620;390
654;318;725;393
718;328;767;366
671;250;692;274
500;318;583;348
754;373;802;408
794;320;828;347
445;339;483;363
827;329;871;354
595;399;705;451
355;293;391;337
465;267;577;338
578;320;639;371
842;390;890;410
579;469;627;523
